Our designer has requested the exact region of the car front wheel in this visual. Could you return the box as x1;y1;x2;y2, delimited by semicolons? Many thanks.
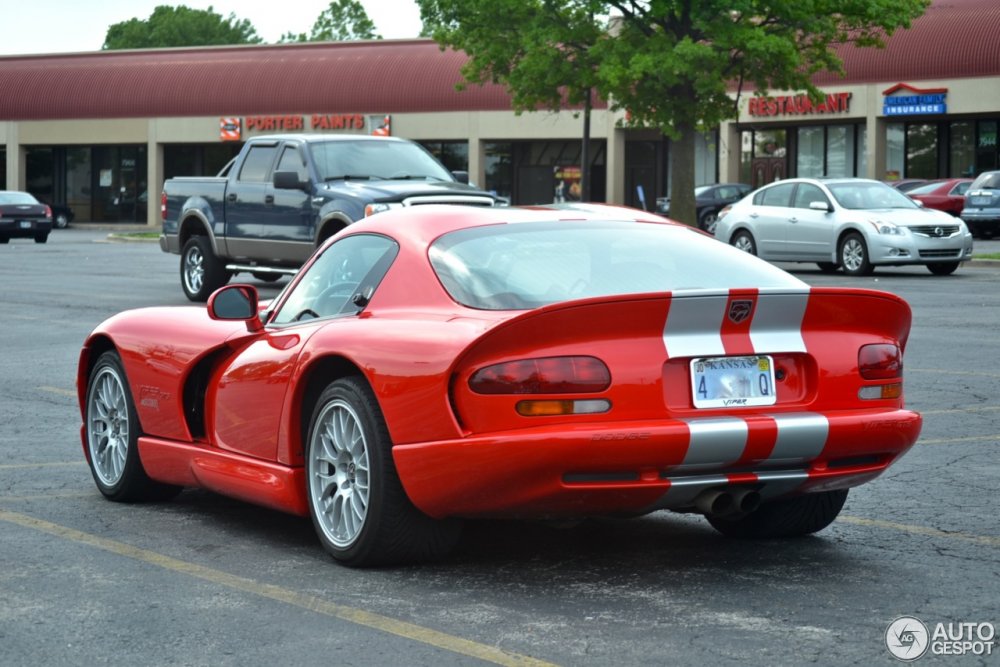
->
306;377;460;567
707;489;848;538
85;351;180;502
927;262;960;276
839;233;873;276
181;235;231;301
731;230;757;255
700;210;719;234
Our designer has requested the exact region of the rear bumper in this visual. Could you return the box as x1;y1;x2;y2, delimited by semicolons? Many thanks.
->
392;409;922;519
0;219;52;237
159;233;180;254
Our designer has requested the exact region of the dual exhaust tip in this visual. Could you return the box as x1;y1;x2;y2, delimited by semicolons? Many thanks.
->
695;487;761;517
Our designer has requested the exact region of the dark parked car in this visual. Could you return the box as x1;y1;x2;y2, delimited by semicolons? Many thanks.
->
48;203;75;228
656;183;752;233
960;170;1000;238
905;178;972;216
0;191;53;243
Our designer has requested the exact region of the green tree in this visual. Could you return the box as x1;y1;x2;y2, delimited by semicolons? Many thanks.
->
102;5;262;49
419;0;603;200
281;0;381;42
419;0;930;224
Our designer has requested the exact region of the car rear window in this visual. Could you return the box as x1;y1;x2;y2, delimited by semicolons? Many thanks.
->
429;220;805;310
970;172;1000;190
0;192;40;205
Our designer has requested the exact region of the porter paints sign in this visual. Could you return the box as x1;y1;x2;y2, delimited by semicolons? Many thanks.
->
882;83;948;116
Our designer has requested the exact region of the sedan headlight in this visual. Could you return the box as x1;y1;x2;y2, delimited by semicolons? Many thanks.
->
867;219;905;235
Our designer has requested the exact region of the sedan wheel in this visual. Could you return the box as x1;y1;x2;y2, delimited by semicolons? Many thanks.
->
85;351;180;501
306;377;460;566
55;213;69;229
927;261;960;276
700;211;718;234
731;231;757;255
839;233;873;276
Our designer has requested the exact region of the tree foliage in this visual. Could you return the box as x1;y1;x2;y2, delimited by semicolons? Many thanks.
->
281;0;381;42
418;0;930;224
102;5;262;50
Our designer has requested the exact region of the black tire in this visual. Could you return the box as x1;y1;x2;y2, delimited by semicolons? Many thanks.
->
731;230;757;255
927;262;960;276
252;272;282;283
55;213;69;229
84;351;181;502
816;262;839;273
181;235;231;302
707;489;849;539
699;210;719;234
34;233;49;244
839;233;873;276
0;235;8;244
305;377;461;567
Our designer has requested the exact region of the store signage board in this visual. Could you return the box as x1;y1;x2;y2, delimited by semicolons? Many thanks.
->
882;83;948;116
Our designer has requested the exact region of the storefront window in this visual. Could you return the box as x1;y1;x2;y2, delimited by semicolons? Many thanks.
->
419;141;469;174
950;121;975;177
906;123;938;178
826;125;855;178
858;125;868;177
26;148;55;204
754;130;786;159
66;148;91;223
977;121;997;174
886;123;905;180
797;127;824;177
739;131;753;184
484;142;512;202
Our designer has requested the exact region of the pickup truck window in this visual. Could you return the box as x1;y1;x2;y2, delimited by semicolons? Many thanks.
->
238;145;279;182
309;139;452;182
277;145;308;181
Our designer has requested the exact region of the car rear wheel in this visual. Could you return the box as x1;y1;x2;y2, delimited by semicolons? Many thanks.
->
181;235;231;302
85;351;181;502
927;261;960;276
34;233;48;244
816;262;839;273
0;235;8;244
839;233;873;276
707;489;848;538
55;213;69;229
731;231;757;255
306;377;460;567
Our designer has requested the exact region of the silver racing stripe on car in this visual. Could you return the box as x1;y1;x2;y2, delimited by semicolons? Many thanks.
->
767;412;830;463
662;294;727;358
676;417;748;470
749;290;810;354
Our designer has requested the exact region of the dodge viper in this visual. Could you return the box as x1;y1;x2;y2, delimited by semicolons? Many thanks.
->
79;204;922;566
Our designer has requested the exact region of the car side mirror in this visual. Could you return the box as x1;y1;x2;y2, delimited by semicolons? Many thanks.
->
208;285;264;333
451;170;470;184
273;170;308;191
809;200;832;212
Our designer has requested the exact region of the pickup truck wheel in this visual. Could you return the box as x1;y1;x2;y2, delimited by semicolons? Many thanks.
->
181;236;231;302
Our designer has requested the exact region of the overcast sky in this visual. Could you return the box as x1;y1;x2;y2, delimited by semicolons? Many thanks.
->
0;0;424;56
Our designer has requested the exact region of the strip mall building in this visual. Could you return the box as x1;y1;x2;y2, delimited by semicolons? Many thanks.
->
1;0;997;225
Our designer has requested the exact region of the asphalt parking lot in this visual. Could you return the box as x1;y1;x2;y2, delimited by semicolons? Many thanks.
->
1;228;998;666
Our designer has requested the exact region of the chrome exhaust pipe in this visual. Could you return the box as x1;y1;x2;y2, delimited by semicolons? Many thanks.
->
732;488;761;514
695;489;735;517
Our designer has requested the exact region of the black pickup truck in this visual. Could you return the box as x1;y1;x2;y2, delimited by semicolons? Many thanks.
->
160;134;498;300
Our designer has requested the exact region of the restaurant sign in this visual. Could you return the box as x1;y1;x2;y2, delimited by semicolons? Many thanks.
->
747;92;852;117
882;83;948;116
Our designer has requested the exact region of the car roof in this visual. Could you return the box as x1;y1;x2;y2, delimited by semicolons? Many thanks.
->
345;203;682;246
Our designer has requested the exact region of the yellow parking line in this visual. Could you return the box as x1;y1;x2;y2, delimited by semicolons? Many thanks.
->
917;405;1000;415
0;509;555;667
918;434;1000;445
839;515;1000;548
0;461;85;470
38;386;77;398
909;368;1000;379
0;492;93;501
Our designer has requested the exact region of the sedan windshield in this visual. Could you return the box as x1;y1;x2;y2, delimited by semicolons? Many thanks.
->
827;181;919;210
429;220;805;310
308;140;453;182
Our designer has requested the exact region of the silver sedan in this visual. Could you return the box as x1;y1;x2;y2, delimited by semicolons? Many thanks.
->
714;177;974;275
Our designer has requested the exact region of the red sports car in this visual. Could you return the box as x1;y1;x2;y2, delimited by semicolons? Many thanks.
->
79;204;922;566
907;178;973;216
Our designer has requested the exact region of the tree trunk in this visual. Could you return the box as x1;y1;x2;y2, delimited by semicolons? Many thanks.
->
669;123;697;227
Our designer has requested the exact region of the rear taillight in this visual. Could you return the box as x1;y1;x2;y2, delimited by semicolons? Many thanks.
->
161;191;168;221
469;356;611;394
44;205;52;219
858;344;902;379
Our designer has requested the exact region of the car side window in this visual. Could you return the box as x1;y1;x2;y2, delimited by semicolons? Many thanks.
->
276;145;308;181
238;145;279;182
271;234;399;325
792;184;829;209
756;183;795;207
952;182;970;196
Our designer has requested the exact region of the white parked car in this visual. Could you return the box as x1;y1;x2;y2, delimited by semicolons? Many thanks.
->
714;178;974;275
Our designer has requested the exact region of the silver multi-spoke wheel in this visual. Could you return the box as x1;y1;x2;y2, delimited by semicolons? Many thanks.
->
182;243;205;296
732;231;756;255
88;365;130;487
309;399;371;548
839;233;872;276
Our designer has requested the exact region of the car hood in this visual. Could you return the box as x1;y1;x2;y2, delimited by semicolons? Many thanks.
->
321;179;495;202
851;207;958;227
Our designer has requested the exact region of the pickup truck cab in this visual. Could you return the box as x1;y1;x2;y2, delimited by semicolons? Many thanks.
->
161;134;498;300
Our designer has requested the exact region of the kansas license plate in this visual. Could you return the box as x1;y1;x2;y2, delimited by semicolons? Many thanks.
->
19;220;32;229
691;355;777;408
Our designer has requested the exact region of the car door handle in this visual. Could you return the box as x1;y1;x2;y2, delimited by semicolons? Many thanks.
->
749;212;759;218
227;193;237;202
265;195;274;204
789;217;798;223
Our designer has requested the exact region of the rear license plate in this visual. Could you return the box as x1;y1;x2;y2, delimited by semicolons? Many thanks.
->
691;355;777;408
970;196;992;206
19;220;32;229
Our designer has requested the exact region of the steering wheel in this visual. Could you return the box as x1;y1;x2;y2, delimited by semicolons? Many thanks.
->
314;282;358;315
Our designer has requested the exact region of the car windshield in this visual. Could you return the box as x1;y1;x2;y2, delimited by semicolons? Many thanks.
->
827;182;919;210
970;172;1000;190
906;181;948;195
308;140;453;182
0;192;40;205
429;220;805;310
